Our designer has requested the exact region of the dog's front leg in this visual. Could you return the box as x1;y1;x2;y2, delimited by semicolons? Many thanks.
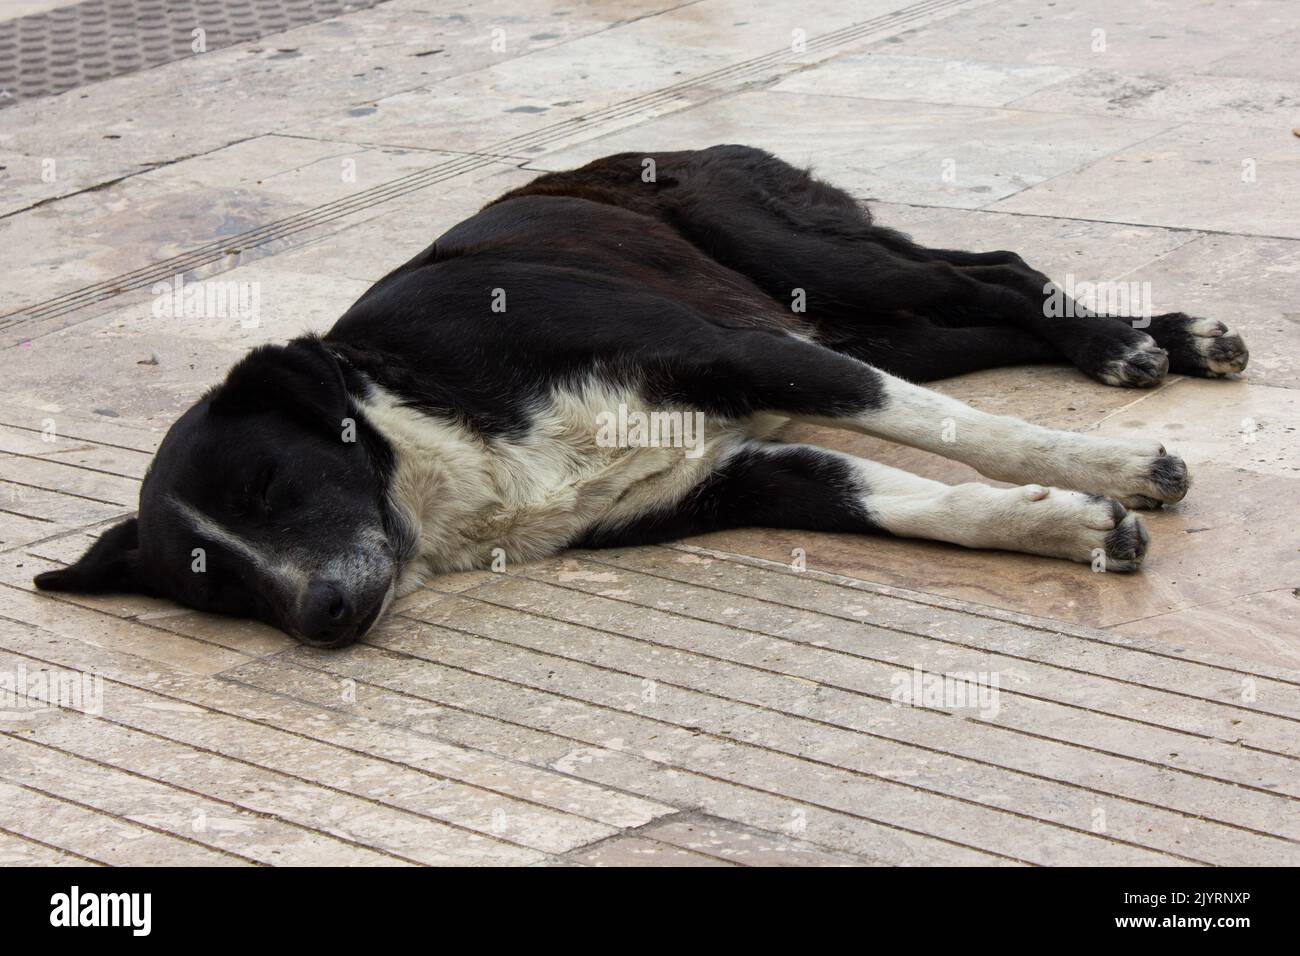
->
810;372;1189;510
663;331;1187;509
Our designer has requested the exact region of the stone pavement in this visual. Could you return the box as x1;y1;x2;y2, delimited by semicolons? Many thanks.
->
0;0;1297;865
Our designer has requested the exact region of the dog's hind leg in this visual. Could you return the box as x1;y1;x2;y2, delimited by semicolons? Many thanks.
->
638;147;1245;387
579;442;1148;570
929;254;1249;385
823;317;1059;382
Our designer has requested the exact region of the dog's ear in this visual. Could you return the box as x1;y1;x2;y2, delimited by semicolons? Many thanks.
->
33;517;153;595
210;337;348;431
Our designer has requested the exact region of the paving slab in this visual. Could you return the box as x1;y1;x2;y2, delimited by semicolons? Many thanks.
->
873;0;1297;74
773;51;1080;107
529;88;1175;208
993;123;1300;239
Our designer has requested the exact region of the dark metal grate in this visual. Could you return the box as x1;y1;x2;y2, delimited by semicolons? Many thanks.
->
0;0;392;109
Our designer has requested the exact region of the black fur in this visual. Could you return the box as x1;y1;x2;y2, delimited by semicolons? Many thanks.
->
574;444;879;549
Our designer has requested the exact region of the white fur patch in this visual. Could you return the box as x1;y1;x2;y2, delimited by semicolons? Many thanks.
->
171;497;309;599
355;380;784;589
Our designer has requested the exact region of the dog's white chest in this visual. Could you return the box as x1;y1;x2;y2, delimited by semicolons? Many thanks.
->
358;383;774;579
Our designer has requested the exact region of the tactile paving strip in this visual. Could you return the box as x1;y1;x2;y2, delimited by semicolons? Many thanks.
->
0;0;391;108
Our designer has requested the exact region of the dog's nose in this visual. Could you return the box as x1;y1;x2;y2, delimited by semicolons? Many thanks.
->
299;580;354;645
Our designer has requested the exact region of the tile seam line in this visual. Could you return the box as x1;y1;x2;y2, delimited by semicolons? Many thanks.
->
390;604;1300;841
402;596;1300;803
1106;585;1300;631
975;120;1185;209
0;421;158;454
0;822;105;866
0;646;617;857
0;135;266;224
622;808;876;865
0;506;57;524
0;477;128;509
561;827;753;867
870;199;1300;243
341;626;1214;866
571;554;1300;713
0;0;989;324
0;512;131;556
270;132;538;160
0;727;432;866
663;544;1300;685
0;595;265;661
1;448;146;482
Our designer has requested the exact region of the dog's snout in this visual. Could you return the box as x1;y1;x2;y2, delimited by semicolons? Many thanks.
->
300;580;355;646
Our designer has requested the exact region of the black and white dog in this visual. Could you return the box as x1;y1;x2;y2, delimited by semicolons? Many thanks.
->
35;146;1248;647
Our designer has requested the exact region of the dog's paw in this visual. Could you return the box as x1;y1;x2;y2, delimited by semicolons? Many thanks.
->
1106;450;1189;509
1094;333;1170;388
997;487;1149;570
1146;313;1249;378
1095;498;1150;572
1020;433;1190;509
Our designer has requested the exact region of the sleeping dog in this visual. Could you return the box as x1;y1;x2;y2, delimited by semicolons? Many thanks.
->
35;145;1248;647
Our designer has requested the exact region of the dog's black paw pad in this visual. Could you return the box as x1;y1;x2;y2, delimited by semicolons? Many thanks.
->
1097;338;1169;388
1102;511;1149;569
1147;455;1189;503
1152;315;1249;378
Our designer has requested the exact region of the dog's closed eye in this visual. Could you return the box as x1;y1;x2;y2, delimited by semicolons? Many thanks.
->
231;466;276;519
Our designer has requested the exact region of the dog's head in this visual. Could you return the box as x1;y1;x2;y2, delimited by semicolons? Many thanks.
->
35;337;407;647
